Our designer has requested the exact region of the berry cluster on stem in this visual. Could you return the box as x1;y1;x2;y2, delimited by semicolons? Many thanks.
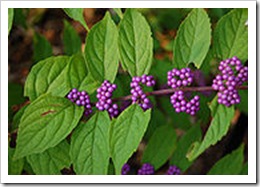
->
212;56;248;107
167;68;200;115
96;80;119;118
67;88;92;116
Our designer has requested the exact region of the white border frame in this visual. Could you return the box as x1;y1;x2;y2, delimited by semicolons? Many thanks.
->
1;1;256;184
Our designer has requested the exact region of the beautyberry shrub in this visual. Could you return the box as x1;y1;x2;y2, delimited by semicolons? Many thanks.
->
137;163;155;175
166;165;181;175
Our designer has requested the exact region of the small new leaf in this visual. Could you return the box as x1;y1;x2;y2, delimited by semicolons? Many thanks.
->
118;9;153;77
70;112;110;175
14;94;84;159
173;8;211;68
110;104;151;174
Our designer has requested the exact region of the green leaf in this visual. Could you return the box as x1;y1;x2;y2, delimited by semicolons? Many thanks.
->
118;9;153;77
173;8;211;68
79;73;101;95
9;147;24;175
113;8;123;19
8;83;26;108
207;144;244;175
8;8;14;35
110;104;151;174
213;8;248;62
84;12;119;83
70;112;110;175
236;90;248;115
66;54;88;90
13;8;27;29
14;94;84;159
11;105;28;132
170;125;202;172
63;8;89;31
63;20;82;55
33;32;53;63
24;56;70;101
240;162;248;175
187;96;235;161
142;124;177;170
27;140;71;175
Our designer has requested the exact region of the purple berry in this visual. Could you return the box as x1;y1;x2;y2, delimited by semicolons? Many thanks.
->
166;165;181;175
138;163;154;175
96;80;119;118
121;163;130;175
212;57;248;107
130;74;155;111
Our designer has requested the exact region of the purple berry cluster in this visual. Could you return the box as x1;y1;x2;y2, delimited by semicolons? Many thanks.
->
212;56;248;107
121;163;130;175
166;165;181;175
137;163;154;175
96;80;119;118
67;88;92;116
130;75;155;111
167;68;200;115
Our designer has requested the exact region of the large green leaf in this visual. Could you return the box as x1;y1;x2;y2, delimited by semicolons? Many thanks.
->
27;140;71;175
173;8;211;68
70;112;110;175
14;94;84;159
240;162;248;175
213;8;248;62
142;124;177;170
118;9;153;77
110;104;151;174
63;8;89;31
207;144;244;175
8;8;14;35
24;56;70;101
63;20;82;55
8;147;24;175
187;96;235;161
170;125;202;172
84;12;119;83
33;32;53;63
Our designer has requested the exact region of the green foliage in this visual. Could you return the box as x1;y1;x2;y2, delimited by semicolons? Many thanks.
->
8;146;24;175
237;90;248;115
173;8;211;69
63;8;89;31
14;94;84;159
33;32;53;63
187;96;235;161
240;162;248;175
13;8;27;29
213;8;248;62
24;56;70;101
142;124;177;170
11;105;28;132
63;20;82;55
8;8;14;35
118;9;153;77
170;125;202;172
207;144;244;175
27;140;71;175
70;112;110;175
110;104;151;174
113;8;123;19
84;12;119;83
